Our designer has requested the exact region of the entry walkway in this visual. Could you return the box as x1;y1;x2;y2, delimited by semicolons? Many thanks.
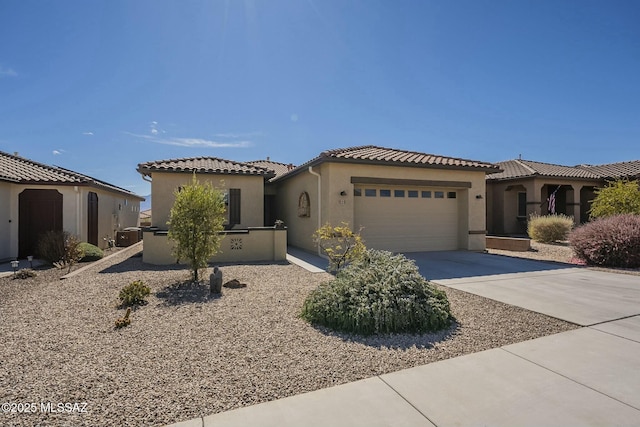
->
167;252;640;427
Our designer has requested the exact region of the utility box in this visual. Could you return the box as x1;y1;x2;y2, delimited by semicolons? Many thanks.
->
116;230;140;247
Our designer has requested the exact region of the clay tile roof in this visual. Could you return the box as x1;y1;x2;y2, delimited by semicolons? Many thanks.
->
274;145;498;181
246;160;293;180
320;145;498;169
137;156;275;178
0;151;142;198
579;160;640;179
488;158;640;181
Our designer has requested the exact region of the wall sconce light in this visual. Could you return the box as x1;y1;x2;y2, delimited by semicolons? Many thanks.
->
339;191;347;196
10;260;19;277
476;194;483;199
27;255;33;268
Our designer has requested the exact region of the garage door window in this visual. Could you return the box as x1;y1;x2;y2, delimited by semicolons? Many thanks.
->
422;191;432;198
394;190;405;197
447;192;457;199
380;189;391;197
365;189;377;197
354;189;362;197
435;191;444;198
408;190;418;198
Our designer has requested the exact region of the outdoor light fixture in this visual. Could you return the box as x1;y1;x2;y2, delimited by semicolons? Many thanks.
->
10;260;19;277
476;194;483;199
27;255;33;268
340;190;347;196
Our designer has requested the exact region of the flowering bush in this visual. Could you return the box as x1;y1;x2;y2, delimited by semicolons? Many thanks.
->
527;214;574;243
300;249;452;335
569;214;640;268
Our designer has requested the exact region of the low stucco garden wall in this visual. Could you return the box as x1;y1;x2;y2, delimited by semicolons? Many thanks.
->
486;236;531;252
142;227;287;265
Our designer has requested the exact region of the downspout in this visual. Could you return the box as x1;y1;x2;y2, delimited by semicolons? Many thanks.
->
308;166;322;256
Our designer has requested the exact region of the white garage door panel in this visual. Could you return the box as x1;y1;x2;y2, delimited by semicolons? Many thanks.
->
354;187;459;252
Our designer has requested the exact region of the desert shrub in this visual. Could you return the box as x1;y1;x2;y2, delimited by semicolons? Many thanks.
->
589;179;640;219
527;214;574;243
569;214;640;268
78;242;104;262
115;308;132;329
13;269;37;279
36;230;66;264
52;234;84;273
119;280;151;307
301;249;452;335
313;222;366;273
37;230;83;272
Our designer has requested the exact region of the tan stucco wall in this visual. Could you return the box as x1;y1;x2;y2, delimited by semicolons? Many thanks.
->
150;173;264;230
2;183;141;259
142;228;287;265
273;166;323;252
89;187;141;248
0;182;12;261
276;162;488;252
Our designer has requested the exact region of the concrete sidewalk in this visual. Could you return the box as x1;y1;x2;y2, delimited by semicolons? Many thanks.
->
169;318;640;427
167;253;640;427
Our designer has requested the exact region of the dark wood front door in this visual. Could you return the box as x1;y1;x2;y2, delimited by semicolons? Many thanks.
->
88;192;99;246
19;189;63;258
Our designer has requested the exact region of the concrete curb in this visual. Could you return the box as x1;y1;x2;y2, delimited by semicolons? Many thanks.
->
60;241;143;280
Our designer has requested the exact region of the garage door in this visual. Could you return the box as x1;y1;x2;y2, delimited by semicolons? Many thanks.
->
354;186;460;252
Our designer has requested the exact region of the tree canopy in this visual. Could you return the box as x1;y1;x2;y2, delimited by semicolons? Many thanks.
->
168;176;226;282
589;179;640;219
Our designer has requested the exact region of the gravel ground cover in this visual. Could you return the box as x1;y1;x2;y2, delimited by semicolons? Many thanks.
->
1;247;577;427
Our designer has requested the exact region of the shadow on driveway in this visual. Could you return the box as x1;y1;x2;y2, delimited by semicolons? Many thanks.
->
407;251;575;281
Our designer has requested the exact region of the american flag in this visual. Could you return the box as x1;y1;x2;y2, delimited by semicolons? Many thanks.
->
548;192;556;214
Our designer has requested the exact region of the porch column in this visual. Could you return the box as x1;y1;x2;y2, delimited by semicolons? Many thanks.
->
570;184;581;225
526;180;545;216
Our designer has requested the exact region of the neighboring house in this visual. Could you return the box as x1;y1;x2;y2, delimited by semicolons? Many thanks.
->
486;158;640;235
138;146;498;264
139;209;152;227
271;146;499;253
0;151;143;262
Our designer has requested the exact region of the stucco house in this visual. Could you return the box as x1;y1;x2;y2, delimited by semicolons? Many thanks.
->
0;151;143;262
486;158;640;235
138;146;498;264
271;146;499;253
136;157;288;264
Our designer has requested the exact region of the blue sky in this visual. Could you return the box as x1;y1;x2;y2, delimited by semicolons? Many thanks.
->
1;0;639;197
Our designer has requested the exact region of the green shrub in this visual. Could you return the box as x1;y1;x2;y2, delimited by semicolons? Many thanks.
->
590;179;640;219
119;280;151;307
78;242;104;262
569;214;640;268
313;222;366;273
527;214;574;243
301;249;452;335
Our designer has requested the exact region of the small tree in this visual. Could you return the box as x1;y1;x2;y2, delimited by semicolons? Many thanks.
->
313;222;365;273
590;179;640;219
168;175;226;282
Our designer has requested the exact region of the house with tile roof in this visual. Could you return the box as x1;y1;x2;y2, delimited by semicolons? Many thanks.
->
486;158;640;235
138;146;499;264
0;151;144;261
136;156;288;264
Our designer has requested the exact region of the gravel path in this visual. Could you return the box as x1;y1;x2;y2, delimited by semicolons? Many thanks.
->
1;247;577;427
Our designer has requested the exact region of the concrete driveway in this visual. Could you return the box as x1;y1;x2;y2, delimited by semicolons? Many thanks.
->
408;251;640;326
